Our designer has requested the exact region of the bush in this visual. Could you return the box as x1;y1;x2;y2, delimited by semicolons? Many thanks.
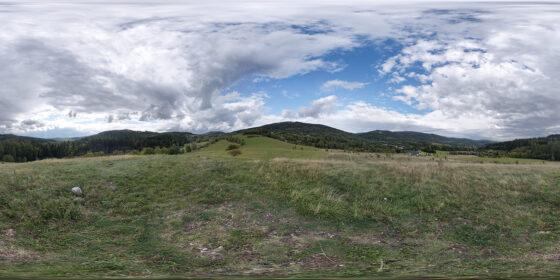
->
228;149;242;156
167;146;182;155
2;154;15;162
226;144;240;151
183;144;192;153
141;147;155;155
38;199;81;223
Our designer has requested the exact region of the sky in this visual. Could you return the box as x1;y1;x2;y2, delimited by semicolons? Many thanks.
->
0;1;559;140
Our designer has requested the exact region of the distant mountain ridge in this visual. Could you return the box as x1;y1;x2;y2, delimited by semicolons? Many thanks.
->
357;130;492;147
1;122;491;152
0;134;56;145
240;122;491;151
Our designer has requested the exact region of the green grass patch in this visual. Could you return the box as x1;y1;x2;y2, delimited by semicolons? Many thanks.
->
0;154;559;277
198;135;327;159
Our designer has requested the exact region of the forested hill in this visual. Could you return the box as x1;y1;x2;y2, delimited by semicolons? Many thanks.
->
239;122;490;152
74;130;196;154
0;134;55;145
0;130;206;162
480;134;560;160
357;130;492;149
239;122;374;151
1;122;493;162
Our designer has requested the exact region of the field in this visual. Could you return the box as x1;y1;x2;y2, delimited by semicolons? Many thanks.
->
0;138;559;278
198;135;327;160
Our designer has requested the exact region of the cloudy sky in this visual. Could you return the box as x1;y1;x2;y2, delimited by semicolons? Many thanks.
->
0;0;559;140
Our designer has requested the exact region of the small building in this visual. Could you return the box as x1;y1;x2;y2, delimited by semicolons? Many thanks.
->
409;151;421;156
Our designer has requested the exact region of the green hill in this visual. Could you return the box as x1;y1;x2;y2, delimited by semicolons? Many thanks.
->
199;135;327;159
240;122;384;151
239;122;489;152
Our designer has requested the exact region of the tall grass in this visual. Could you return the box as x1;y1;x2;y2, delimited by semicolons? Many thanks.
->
0;153;558;277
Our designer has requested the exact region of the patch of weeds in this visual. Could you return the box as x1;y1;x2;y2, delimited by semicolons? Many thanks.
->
448;223;508;248
309;239;351;260
181;215;196;223
246;200;266;212
346;244;387;264
131;217;202;271
198;210;217;221
223;229;265;251
208;161;232;176
193;183;246;204
256;242;289;265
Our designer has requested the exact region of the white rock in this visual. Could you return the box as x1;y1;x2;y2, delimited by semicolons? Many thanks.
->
71;187;83;196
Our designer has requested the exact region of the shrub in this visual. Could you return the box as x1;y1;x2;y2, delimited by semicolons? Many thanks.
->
141;147;155;155
226;144;240;151
183;144;192;153
2;154;15;162
167;146;182;155
228;149;242;156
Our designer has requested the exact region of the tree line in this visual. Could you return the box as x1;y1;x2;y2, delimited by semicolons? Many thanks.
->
481;136;560;161
0;131;218;163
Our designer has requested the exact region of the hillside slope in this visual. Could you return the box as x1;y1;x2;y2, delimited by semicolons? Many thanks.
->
239;122;373;151
199;135;327;159
239;122;489;152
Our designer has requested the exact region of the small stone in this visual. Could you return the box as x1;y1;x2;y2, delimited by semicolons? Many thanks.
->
71;187;83;196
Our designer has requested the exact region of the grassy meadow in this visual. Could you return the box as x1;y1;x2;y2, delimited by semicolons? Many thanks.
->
199;135;328;160
0;137;559;278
